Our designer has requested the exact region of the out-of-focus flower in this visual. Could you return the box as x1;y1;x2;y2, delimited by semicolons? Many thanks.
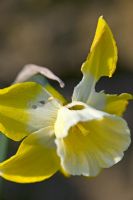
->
0;16;132;183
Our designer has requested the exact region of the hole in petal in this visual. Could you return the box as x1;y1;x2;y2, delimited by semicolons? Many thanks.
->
32;105;37;109
39;100;45;105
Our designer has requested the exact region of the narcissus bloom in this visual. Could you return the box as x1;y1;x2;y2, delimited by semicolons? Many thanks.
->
0;16;132;183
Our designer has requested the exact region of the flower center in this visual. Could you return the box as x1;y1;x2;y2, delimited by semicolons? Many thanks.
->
66;101;87;111
69;105;84;110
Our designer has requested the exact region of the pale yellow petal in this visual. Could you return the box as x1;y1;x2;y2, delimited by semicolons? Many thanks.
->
55;106;130;176
27;96;61;135
0;82;61;141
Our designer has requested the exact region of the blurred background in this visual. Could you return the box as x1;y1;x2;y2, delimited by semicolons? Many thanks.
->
0;0;133;200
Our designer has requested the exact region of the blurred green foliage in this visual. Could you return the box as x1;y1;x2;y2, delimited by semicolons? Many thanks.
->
0;134;8;163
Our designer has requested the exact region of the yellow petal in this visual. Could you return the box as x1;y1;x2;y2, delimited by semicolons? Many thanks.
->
72;16;117;103
55;112;130;176
86;16;117;78
88;92;132;116
0;82;61;141
0;127;60;183
105;93;133;116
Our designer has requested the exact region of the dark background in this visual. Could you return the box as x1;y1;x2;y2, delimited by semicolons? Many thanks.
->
0;0;133;200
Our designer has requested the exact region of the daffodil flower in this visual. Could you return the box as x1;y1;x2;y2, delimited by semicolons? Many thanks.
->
0;16;132;183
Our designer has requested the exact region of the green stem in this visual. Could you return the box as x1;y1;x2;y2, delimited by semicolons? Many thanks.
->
0;133;8;199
